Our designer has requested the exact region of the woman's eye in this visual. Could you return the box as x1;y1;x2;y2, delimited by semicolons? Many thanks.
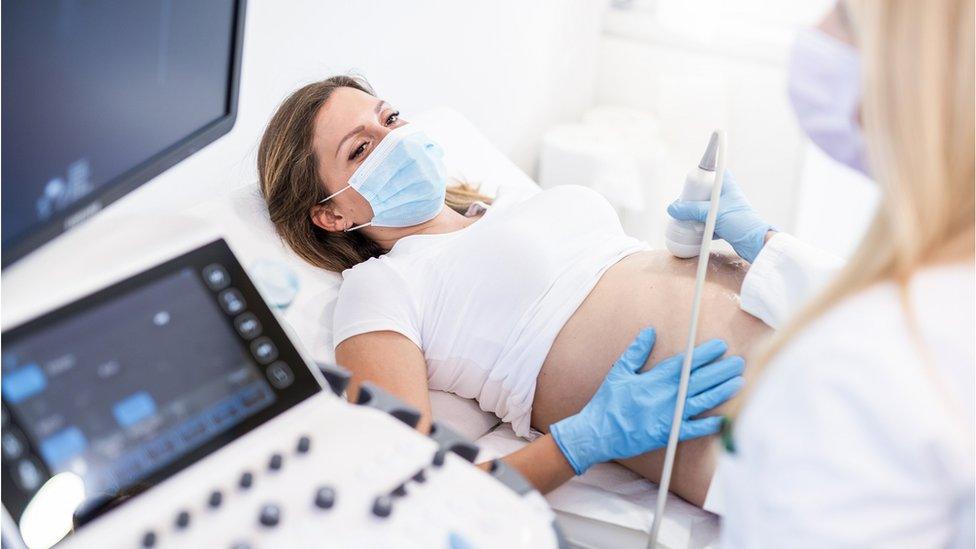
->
386;111;400;126
349;142;368;161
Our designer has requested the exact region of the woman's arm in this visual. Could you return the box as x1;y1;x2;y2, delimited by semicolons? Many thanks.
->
335;331;434;432
335;330;575;491
336;328;744;497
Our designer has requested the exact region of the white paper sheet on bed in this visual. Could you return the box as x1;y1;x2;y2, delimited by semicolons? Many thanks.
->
192;106;719;548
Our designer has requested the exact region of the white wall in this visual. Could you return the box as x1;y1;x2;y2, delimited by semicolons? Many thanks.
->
114;0;605;216
3;0;606;319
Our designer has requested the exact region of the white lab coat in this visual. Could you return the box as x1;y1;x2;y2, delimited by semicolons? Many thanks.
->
719;233;975;548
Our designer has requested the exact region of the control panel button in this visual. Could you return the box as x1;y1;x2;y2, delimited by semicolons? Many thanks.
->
250;337;278;365
175;510;191;529
314;486;336;509
2;430;25;460
233;313;262;340
230;543;251;549
239;471;254;490
218;289;246;315
202;264;231;291
259;504;280;527
391;484;407;497
296;435;311;454
141;531;157;547
208;490;223;508
372;495;393;518
15;459;43;491
268;453;283;471
412;469;427;483
265;361;293;389
432;449;446;468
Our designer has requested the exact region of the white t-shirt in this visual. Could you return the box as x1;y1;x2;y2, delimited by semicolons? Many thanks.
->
332;185;650;436
721;233;975;547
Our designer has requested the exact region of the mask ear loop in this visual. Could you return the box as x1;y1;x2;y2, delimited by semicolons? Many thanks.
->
317;185;371;232
318;184;352;204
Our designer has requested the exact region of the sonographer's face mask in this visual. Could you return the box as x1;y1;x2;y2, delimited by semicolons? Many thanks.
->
788;27;868;175
319;124;447;231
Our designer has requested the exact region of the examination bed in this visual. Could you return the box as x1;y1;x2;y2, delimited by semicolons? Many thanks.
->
191;107;722;549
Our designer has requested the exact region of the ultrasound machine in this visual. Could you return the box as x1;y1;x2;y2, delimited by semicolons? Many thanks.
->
1;2;562;548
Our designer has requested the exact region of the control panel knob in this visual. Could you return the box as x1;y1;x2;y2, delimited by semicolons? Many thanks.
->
239;471;254;489
175;510;191;529
268;453;283;471
208;490;223;508
371;496;393;518
314;486;336;509
296;435;311;454
259;504;281;527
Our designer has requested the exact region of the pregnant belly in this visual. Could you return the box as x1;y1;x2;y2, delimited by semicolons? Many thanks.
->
531;250;771;504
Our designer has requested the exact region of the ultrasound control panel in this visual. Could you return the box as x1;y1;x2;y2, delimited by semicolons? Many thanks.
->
1;239;320;529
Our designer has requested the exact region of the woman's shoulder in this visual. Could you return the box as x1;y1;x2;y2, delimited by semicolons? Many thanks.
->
337;256;410;297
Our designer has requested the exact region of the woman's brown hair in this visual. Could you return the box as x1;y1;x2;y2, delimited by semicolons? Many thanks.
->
257;75;492;273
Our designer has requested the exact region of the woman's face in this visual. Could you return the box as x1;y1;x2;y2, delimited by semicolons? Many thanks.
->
309;86;406;232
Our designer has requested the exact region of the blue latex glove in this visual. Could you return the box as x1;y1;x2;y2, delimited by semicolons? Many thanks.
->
550;327;745;475
667;172;774;263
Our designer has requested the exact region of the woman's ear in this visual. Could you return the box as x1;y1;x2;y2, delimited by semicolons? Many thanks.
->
310;204;347;233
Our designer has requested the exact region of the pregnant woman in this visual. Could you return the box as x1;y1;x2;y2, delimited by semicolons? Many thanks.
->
258;76;771;506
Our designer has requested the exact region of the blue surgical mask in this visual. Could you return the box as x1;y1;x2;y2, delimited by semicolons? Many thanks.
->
320;125;447;231
788;28;868;175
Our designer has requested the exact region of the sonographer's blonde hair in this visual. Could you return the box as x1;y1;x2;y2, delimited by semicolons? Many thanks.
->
734;0;975;414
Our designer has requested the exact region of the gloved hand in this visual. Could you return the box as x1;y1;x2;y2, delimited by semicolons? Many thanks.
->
550;327;745;475
667;172;774;263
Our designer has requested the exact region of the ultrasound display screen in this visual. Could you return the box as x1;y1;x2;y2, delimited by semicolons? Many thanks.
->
1;0;243;266
2;267;275;497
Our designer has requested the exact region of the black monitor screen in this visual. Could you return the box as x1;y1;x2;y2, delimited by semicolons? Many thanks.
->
1;0;243;266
